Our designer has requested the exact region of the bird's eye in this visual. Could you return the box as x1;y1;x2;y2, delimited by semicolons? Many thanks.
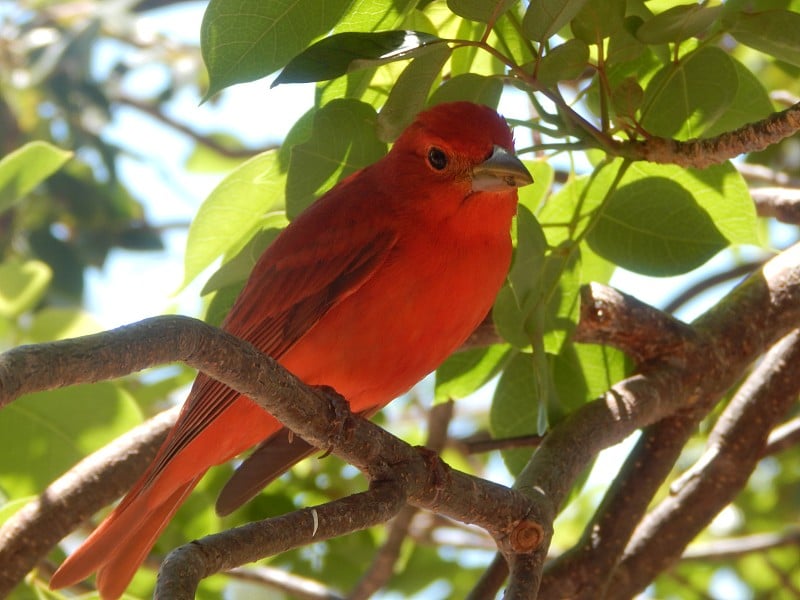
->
427;147;448;171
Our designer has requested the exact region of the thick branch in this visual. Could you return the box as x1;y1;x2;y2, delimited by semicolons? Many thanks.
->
157;482;405;599
606;328;800;598
538;412;701;600
621;102;800;168
573;283;697;362
349;401;454;599
751;187;800;224
0;317;536;595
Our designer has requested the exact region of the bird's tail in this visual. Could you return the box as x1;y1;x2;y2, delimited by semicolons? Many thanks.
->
50;393;276;599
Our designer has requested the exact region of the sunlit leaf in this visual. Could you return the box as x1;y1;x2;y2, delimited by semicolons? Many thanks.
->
0;384;142;498
183;150;286;289
640;46;738;139
285;100;385;218
428;73;503;107
201;0;353;97
587;161;758;276
537;39;590;85
523;0;590;42
730;9;800;67
635;3;724;44
490;352;541;475
435;344;513;402
377;44;451;142
447;0;518;23
0;141;71;214
0;260;52;319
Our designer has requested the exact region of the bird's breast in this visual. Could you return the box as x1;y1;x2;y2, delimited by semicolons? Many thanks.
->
279;217;513;412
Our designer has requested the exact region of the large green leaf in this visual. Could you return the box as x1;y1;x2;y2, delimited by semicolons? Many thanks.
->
701;55;774;138
435;344;513;403
730;9;800;68
428;73;503;107
183;150;286;289
635;3;724;44
0;384;142;498
570;0;625;43
523;0;590;42
376;43;452;142
537;39;590;85
490;352;541;475
273;30;446;87
0;141;71;214
640;46;738;139
286;99;386;218
201;0;353;97
587;161;758;276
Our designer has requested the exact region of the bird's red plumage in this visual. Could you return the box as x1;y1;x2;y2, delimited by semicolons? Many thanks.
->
50;101;530;599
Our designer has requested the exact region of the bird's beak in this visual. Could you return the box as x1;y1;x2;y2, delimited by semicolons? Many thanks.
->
471;145;533;192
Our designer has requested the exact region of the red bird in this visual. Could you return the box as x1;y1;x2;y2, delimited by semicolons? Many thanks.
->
50;101;533;599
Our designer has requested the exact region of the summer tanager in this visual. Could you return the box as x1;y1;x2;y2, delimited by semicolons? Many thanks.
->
50;101;532;599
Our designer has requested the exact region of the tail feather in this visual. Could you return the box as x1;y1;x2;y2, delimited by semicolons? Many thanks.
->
50;396;280;599
95;480;198;600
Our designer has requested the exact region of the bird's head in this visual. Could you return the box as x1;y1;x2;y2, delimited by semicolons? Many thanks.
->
390;102;533;203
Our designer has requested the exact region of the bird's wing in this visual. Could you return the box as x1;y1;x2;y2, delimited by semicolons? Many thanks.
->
215;405;381;516
143;223;398;491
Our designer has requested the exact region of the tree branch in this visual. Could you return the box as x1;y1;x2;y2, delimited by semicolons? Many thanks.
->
751;187;800;224
764;416;800;457
606;328;800;598
680;528;800;562
0;317;537;596
157;482;406;599
621;102;800;168
348;401;454;599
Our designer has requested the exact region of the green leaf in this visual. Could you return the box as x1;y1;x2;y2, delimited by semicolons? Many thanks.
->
183;150;285;289
0;141;72;214
611;77;644;118
428;73;503;107
588;177;725;275
200;217;286;296
435;344;513;402
570;0;626;43
551;341;628;413
0;384;142;498
0;259;52;319
447;0;518;23
537;39;590;85
523;0;590;42
490;352;541;475
273;30;446;87
493;161;556;349
587;161;758;276
730;10;800;68
701;55;774;138
640;46;738;139
376;43;452;142
635;4;724;44
286;99;386;218
493;205;547;349
200;0;353;97
25;307;102;343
